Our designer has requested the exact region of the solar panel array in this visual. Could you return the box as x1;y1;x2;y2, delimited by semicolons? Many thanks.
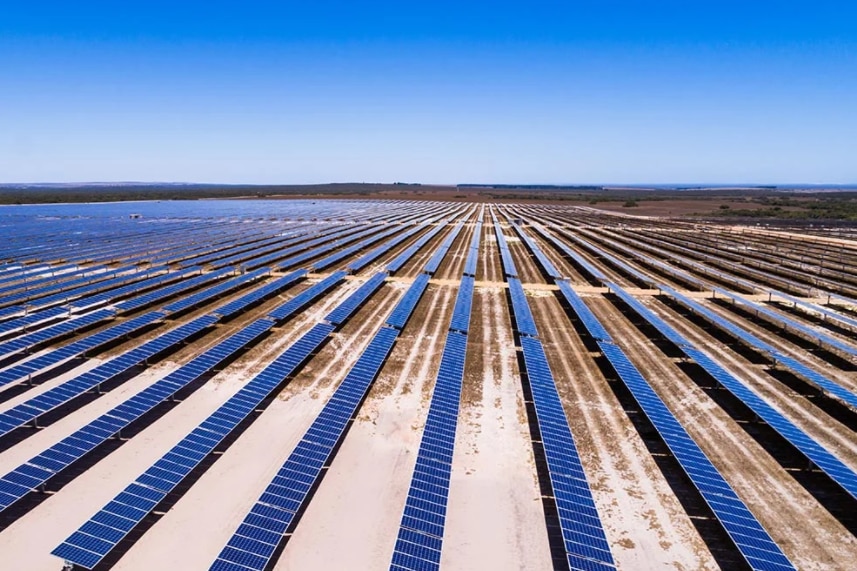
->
0;318;275;514
324;272;388;326
210;327;400;571
0;313;216;439
422;221;465;275
493;219;519;278
51;303;340;570
0;309;158;390
597;342;795;571
161;267;269;314
660;286;857;409
51;209;454;570
386;273;431;330
0;200;851;570
712;287;857;358
388;212;481;570
212;269;306;319
493;219;615;571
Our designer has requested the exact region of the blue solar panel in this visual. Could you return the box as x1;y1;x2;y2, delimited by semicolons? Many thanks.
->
510;222;563;279
556;281;613;343
519;336;616;570
387;273;431;330
0;308;115;360
213;269;306;319
312;226;402;271
324;272;387;326
508;278;538;338
162;267;269;314
420;222;464;275
0;314;215;440
391;330;467;570
638;288;857;498
449;277;475;334
0;319;274;516
348;223;425;272
712;287;857;358
267;271;346;321
210;325;399;571
114;267;232;313
598;342;795;571
53;322;336;570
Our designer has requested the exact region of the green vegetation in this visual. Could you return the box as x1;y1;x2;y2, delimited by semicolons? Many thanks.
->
710;194;857;220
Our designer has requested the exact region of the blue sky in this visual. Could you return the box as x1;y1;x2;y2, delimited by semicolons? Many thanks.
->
1;1;855;184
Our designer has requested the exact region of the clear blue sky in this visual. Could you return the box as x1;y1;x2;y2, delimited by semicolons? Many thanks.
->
1;1;855;184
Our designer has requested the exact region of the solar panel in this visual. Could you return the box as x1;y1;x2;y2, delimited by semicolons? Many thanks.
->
52;322;336;570
519;336;616;570
449;277;475;334
162;267;269;314
510;222;562;279
210;326;399;571
324;272;387;326
348;223;425;272
391;331;467;570
556;281;613;343
212;269;306;319
386;273;431;330
599;343;795;571
712;287;857;358
0;318;275;514
507;278;538;338
114;267;232;312
0;314;215;440
422;222;465;275
267;271;346;321
652;289;857;499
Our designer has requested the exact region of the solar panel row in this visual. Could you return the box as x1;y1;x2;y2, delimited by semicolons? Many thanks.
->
161;267;270;315
348;223;425;272
508;277;538;338
311;225;402;271
530;224;608;283
510;222;562;279
115;267;231;313
520;336;616;570
597;342;794;571
0;313;215;440
423;222;466;276
210;228;460;571
0;308;115;360
662;286;857;408
712;287;857;358
51;322;335;570
212;269;306;319
493;221;519;278
324;272;388;326
53;262;383;569
0;305;68;337
387;222;450;274
571;279;816;570
390;331;467;571
386;273;431;330
267;271;347;321
462;221;482;277
210;326;400;571
0;318;275;513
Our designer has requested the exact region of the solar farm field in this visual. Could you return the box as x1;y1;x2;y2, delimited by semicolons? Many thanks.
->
0;199;856;571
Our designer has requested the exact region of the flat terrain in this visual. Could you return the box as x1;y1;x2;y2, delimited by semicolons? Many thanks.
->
0;198;856;570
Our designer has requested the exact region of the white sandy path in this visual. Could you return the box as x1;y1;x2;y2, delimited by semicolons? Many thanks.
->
441;286;553;570
273;285;453;570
